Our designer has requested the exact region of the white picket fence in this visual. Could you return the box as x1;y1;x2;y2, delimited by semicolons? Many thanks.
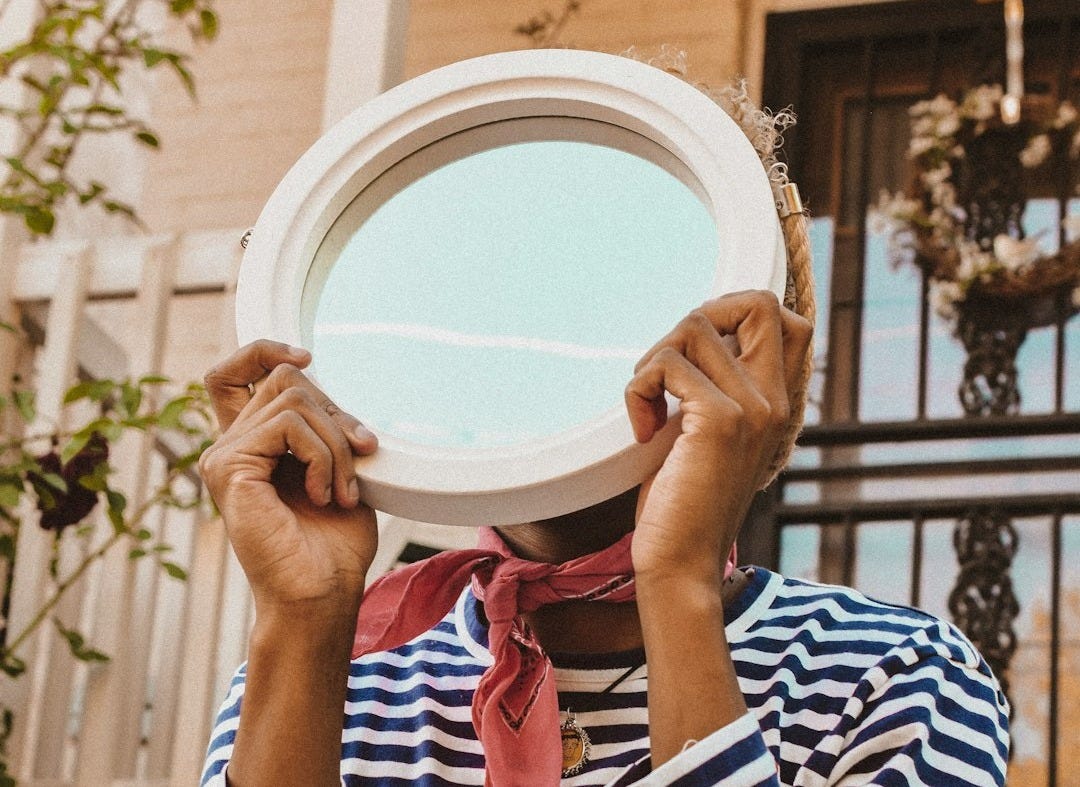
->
2;231;248;786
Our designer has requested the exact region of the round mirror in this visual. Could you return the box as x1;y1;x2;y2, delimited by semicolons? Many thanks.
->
235;49;787;526
303;122;718;451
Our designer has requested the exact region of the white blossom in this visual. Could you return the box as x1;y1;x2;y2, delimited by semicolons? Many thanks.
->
912;115;937;137
870;190;921;233
936;114;960;137
908;135;937;158
992;234;1042;271
1055;101;1079;129
920;165;951;193
930;280;963;319
1019;134;1052;168
957;241;995;281
959;85;1003;121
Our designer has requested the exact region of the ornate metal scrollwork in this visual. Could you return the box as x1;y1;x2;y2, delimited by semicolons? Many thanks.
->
956;313;1025;417
948;509;1019;696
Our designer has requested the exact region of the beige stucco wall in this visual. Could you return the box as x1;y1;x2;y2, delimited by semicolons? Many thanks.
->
137;0;333;234
405;1;748;89
121;0;905;240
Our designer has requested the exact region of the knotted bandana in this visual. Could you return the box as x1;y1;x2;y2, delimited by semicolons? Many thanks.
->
352;527;736;786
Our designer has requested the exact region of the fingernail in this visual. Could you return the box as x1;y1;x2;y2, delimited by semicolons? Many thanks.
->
290;346;311;361
323;485;333;506
355;424;376;443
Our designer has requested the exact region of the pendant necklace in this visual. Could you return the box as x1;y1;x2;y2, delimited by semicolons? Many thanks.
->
560;659;645;778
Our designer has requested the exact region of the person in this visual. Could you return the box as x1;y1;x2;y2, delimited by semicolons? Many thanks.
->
198;291;1009;786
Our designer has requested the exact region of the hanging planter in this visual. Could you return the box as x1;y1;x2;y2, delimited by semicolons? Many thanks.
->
874;84;1080;416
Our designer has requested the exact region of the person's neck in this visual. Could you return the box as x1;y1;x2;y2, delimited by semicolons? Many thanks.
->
492;489;750;655
495;489;643;654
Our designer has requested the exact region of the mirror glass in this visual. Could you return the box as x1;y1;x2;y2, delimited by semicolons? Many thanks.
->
304;137;718;449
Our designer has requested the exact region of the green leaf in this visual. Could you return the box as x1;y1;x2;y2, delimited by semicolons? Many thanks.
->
5;156;28;175
102;200;136;220
0;479;22;509
136;528;152;540
63;378;116;404
151;543;172;553
24;206;55;235
128;548;146;559
134;130;159;148
106;489;126;532
76;459;109;492
160;561;187;581
52;619;110;663
157;396;191;429
142;47;167;68
31;480;55;511
139;374;170;385
120;381;142;418
199;9;218;40
106;421;124;442
13;389;35;422
60;431;90;465
40;472;67;494
77;181;106;205
0;653;26;678
172;440;210;472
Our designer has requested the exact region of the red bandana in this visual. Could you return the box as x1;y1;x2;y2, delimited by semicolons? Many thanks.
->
353;527;736;786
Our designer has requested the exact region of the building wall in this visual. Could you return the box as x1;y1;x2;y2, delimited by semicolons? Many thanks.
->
114;0;904;241
404;1;746;89
137;0;333;234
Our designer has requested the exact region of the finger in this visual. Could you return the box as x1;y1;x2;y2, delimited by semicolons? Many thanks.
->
205;340;311;431
697;291;785;404
238;411;336;506
240;371;365;506
779;308;814;400
626;347;740;443
640;311;758;389
239;363;378;457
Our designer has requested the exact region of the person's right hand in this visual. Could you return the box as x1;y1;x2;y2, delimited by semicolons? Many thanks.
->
198;340;379;618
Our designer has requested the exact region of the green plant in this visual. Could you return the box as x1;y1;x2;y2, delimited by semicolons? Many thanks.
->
0;374;214;784
0;0;218;236
0;2;220;782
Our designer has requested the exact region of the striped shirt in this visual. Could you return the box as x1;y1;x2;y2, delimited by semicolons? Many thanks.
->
202;567;1009;785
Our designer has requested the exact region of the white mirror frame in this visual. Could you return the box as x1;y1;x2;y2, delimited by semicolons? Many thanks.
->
236;48;787;527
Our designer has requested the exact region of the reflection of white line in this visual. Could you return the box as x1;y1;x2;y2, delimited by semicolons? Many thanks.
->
314;322;640;360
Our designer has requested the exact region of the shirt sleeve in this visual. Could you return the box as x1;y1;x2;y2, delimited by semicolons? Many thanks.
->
606;712;781;786
200;664;246;787
815;626;1010;786
606;623;1008;787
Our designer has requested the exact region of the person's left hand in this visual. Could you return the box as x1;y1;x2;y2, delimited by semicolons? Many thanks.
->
625;290;812;585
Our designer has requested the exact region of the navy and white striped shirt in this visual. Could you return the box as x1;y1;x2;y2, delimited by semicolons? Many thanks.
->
202;567;1009;785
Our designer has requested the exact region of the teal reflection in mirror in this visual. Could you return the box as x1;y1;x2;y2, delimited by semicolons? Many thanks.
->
306;139;718;448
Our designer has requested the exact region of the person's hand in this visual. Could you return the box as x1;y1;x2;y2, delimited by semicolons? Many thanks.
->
625;290;812;585
198;340;379;619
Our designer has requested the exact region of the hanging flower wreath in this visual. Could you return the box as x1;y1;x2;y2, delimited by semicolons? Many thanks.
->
873;84;1080;321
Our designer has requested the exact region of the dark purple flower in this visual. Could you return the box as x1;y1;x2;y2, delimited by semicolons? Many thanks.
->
31;433;109;533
